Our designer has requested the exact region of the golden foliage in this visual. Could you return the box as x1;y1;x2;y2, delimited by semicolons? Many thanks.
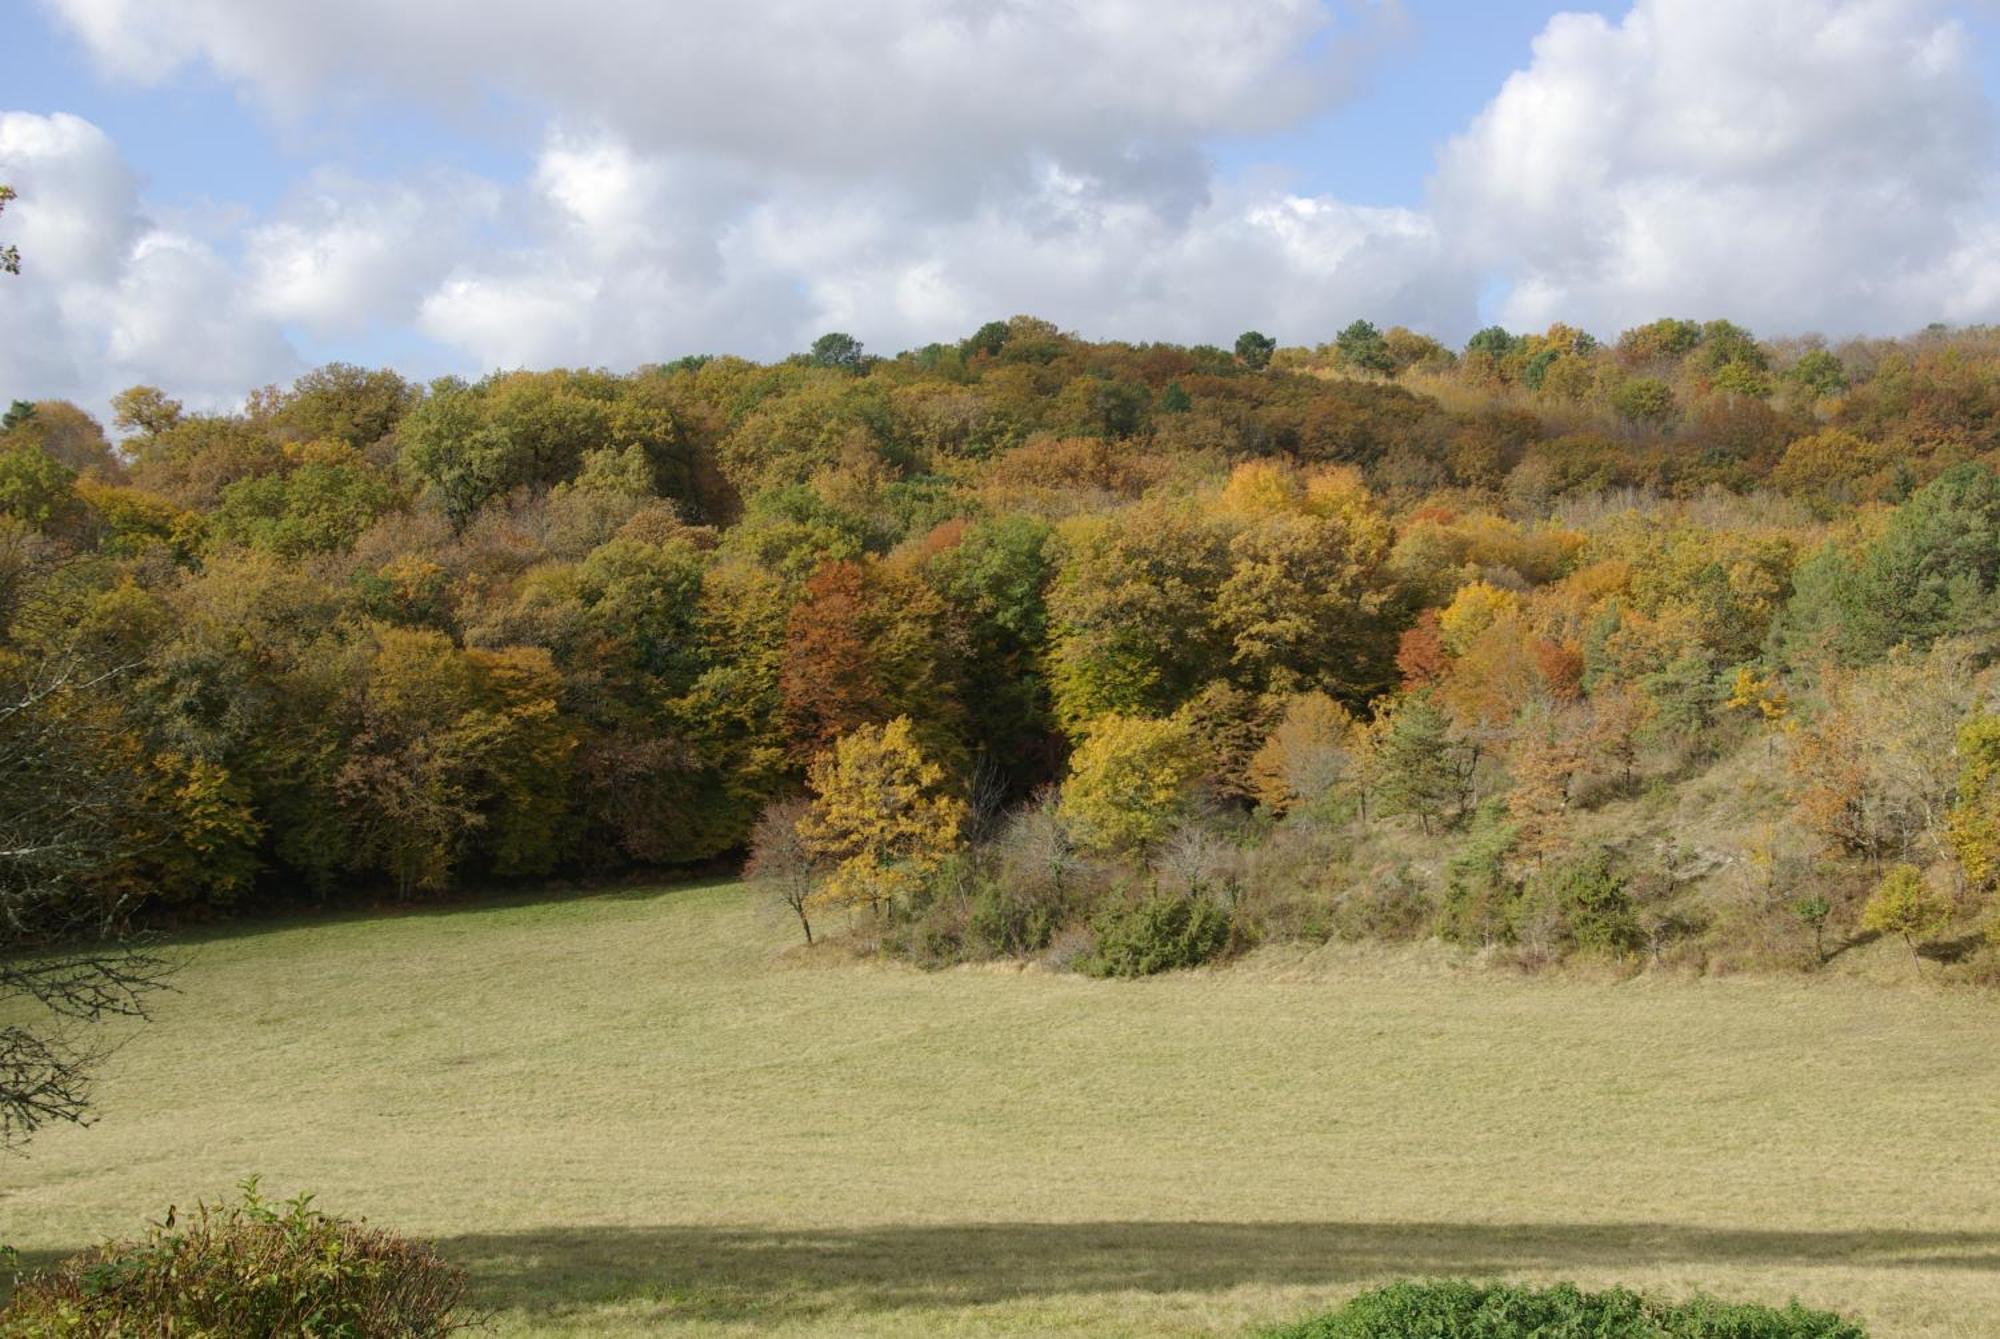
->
799;716;967;912
1060;713;1204;854
1436;581;1520;655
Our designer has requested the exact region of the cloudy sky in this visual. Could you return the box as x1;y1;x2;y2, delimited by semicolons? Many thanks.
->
4;0;2000;411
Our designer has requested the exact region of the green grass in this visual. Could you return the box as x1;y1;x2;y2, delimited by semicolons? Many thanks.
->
3;881;1997;1337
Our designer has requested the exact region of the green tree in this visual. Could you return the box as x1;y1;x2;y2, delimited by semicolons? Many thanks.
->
398;372;615;528
1610;377;1676;424
1528;849;1641;956
1794;895;1832;966
0;441;83;532
1234;330;1276;370
208;442;398;557
1464;325;1518;361
1640;651;1723;761
960;320;1011;359
1046;501;1232;729
1850;463;2000;659
809;331;866;371
1785;348;1848;399
1372;695;1476;835
926;513;1057;779
265;363;418;450
1334;320;1393;374
397;377;509;529
1695;319;1768;374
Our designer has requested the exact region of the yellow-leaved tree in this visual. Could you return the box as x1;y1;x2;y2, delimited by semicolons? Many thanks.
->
1945;710;2000;945
798;716;966;915
1060;713;1204;855
1436;580;1520;655
1859;864;1952;965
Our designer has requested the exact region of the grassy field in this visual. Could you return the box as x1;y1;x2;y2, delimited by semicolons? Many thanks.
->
3;881;1998;1337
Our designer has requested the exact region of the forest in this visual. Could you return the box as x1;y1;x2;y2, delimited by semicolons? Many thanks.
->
6;314;2000;984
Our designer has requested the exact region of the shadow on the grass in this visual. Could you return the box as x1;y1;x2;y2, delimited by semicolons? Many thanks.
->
436;1220;2000;1323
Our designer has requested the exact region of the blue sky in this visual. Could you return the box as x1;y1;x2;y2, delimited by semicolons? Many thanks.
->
4;0;2000;411
0;0;1600;390
2;3;1627;221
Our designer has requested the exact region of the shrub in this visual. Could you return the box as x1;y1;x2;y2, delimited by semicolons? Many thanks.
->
1437;804;1520;947
967;879;1068;957
880;854;981;967
1084;891;1232;977
1262;1280;1865;1338
1331;868;1436;942
1531;848;1644;956
0;1178;469;1338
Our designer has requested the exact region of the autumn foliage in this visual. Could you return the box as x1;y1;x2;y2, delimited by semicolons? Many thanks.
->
6;311;2000;979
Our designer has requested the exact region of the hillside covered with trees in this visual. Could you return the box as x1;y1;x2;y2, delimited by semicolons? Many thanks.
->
7;315;2000;983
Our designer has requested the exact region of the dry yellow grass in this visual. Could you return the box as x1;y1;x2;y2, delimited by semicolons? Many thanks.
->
3;881;1997;1336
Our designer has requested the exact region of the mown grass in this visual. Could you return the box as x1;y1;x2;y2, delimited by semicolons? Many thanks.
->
3;881;1996;1336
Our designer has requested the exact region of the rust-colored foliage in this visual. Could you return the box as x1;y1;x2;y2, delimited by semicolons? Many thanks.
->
1396;609;1448;689
780;560;885;758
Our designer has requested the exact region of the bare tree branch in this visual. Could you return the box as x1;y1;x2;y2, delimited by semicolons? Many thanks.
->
0;649;175;1146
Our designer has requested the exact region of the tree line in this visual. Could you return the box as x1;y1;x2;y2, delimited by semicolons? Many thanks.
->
2;312;1999;995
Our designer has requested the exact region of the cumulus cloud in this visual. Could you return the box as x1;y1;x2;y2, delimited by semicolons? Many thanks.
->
243;168;502;336
22;0;1443;380
42;0;1403;215
10;0;2000;410
1432;0;2000;336
406;127;1474;369
0;112;297;409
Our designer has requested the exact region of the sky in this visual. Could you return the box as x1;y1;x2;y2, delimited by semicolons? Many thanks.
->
4;0;2000;413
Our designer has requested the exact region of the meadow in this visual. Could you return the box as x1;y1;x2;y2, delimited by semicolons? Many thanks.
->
3;880;1997;1337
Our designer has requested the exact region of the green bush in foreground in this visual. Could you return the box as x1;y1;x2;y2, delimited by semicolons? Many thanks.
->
1085;892;1233;977
1263;1280;1866;1338
0;1178;469;1337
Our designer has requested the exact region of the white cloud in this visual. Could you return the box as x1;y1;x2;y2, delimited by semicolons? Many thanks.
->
26;0;1438;376
0;111;297;411
243;169;501;335
41;0;1401;213
1432;0;2000;337
403;127;1473;369
11;0;2000;412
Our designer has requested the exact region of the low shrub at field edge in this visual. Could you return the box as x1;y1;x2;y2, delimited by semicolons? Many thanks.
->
1262;1280;1866;1338
1085;891;1234;977
0;1177;469;1338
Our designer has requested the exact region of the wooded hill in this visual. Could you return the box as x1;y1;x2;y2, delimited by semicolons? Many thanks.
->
5;315;2000;978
